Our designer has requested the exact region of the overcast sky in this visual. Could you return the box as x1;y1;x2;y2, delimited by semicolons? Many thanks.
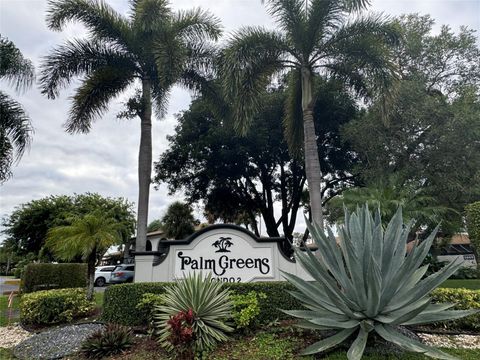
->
1;0;479;240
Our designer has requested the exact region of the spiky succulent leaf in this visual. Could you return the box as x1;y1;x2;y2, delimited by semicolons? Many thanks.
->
153;272;233;354
284;205;478;359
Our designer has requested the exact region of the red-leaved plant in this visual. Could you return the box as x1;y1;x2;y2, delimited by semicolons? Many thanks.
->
167;309;196;359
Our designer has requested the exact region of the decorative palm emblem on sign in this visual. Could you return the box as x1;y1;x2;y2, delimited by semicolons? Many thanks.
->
212;237;233;253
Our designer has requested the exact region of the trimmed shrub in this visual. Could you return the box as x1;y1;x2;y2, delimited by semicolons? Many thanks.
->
103;282;480;331
103;282;301;326
431;288;480;331
21;263;87;293
231;291;266;329
20;288;95;325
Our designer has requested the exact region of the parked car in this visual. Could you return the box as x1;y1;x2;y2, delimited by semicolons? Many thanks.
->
94;265;116;287
109;264;135;284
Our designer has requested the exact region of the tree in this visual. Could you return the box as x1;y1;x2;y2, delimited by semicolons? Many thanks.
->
39;0;221;252
2;193;135;257
161;202;196;240
147;219;163;233
155;78;357;249
222;0;399;228
46;212;122;300
343;15;480;234
0;35;34;182
466;202;480;263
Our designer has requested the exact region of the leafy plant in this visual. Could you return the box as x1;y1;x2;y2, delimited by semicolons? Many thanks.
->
231;291;266;330
20;288;94;325
283;205;479;359
450;267;479;280
466;202;480;261
154;273;233;356
81;323;134;359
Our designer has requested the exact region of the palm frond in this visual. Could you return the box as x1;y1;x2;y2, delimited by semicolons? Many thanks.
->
221;27;288;134
40;38;138;99
130;0;171;33
0;36;35;93
173;7;222;43
283;69;304;157
263;0;306;51
66;67;135;133
342;0;371;12
46;0;132;46
0;91;33;163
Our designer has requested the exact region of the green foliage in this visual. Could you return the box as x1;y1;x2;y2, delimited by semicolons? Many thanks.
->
0;35;34;182
20;288;95;325
284;206;478;359
154;273;233;355
161;201;196;239
431;288;480;331
466;201;480;257
21;263;87;293
135;292;164;328
2;193;135;257
12;252;37;279
103;282;301;327
450;267;479;280
147;219;163;233
231;291;266;329
81;324;134;359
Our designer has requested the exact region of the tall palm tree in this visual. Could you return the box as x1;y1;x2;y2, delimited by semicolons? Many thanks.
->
222;0;399;228
0;35;35;182
40;0;221;252
47;212;122;300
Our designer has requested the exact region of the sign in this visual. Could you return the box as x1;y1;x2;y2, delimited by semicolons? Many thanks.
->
174;232;273;282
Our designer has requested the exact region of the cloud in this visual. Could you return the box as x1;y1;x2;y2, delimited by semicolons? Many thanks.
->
1;0;478;241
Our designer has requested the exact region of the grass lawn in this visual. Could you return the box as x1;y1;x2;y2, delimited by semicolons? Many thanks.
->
0;294;20;326
0;348;14;360
441;279;480;290
94;291;104;308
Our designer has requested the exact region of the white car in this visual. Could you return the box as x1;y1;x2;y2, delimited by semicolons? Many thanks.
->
94;265;116;287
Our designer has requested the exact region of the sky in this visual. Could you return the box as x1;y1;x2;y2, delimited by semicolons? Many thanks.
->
1;0;479;240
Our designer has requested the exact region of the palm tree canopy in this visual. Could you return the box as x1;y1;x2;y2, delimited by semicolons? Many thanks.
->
222;0;399;147
0;35;34;182
40;0;221;133
46;212;122;261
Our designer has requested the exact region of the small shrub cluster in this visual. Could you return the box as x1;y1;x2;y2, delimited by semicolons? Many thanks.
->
21;263;87;293
81;324;134;359
20;288;95;325
163;309;196;359
450;266;479;280
231;291;266;329
431;288;480;331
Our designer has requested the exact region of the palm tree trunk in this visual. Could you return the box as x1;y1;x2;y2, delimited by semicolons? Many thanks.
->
301;67;324;229
136;78;153;253
87;249;96;301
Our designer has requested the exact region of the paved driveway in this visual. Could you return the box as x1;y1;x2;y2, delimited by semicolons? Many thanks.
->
0;276;20;295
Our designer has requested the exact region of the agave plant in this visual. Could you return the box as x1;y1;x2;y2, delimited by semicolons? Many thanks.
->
154;272;233;355
283;206;478;360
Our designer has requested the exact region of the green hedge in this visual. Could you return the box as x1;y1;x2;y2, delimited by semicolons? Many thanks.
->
431;288;480;331
103;282;480;331
20;288;95;325
21;263;87;293
103;282;300;326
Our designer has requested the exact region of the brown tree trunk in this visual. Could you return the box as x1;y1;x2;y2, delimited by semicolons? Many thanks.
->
87;248;97;301
301;66;324;229
136;78;153;253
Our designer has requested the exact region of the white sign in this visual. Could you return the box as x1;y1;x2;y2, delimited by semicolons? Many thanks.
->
173;232;273;282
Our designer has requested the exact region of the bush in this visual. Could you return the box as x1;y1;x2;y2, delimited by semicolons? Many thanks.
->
20;288;95;325
103;282;480;331
21;263;87;293
103;282;301;326
431;288;480;331
231;291;266;329
450;266;479;279
81;324;134;359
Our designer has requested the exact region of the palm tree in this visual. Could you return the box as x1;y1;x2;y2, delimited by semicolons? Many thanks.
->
0;35;34;182
222;0;399;228
46;212;122;300
40;0;221;252
162;201;196;239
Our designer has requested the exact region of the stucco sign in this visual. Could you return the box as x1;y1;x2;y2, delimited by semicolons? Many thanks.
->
134;224;313;283
174;232;273;282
